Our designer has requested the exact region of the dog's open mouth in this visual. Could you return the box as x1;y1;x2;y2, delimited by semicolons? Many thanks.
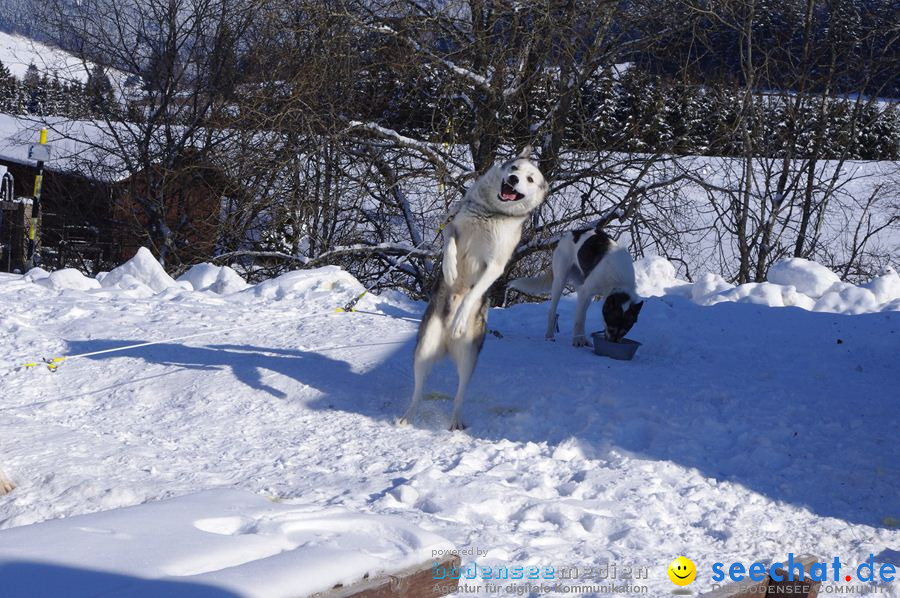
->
498;181;524;202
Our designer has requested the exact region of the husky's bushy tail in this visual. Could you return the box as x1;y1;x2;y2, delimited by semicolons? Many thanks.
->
0;467;14;495
508;270;553;297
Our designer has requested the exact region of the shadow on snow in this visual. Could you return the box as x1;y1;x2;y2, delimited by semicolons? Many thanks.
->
66;297;899;529
0;561;240;597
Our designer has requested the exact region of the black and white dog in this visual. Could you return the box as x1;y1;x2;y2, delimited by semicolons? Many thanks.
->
400;149;549;430
511;225;643;346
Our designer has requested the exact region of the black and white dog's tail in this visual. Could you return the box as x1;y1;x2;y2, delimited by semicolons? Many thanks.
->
0;467;14;495
508;270;554;297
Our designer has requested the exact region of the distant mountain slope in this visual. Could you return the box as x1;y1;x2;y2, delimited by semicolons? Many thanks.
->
0;30;94;83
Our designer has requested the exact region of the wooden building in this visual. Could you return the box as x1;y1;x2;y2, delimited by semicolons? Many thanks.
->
1;123;233;274
0;153;118;273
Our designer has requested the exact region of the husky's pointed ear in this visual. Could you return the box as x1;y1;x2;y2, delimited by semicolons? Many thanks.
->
517;145;534;160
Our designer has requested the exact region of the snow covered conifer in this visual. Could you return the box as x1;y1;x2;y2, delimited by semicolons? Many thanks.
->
85;64;116;117
22;63;45;115
0;60;16;113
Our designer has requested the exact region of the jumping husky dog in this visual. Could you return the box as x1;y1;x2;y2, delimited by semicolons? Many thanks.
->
400;149;548;431
510;224;643;346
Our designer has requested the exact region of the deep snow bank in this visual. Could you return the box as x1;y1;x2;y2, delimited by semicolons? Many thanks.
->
634;255;900;314
177;263;249;294
99;247;185;295
15;248;900;315
0;489;452;598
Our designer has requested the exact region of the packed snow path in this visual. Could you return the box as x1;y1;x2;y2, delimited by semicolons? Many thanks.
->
1;258;898;597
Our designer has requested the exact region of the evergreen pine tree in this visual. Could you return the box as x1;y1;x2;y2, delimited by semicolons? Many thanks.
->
84;64;116;117
22;63;45;115
681;86;713;154
585;66;623;149
66;80;87;119
44;74;65;116
0;60;17;113
616;70;659;152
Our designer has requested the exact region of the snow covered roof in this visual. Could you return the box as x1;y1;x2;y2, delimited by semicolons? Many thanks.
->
0;112;129;181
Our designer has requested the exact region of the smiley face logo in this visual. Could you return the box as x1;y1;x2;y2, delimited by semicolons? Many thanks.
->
668;556;697;586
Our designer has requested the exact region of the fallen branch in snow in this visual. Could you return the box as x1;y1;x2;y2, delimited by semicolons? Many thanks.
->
212;246;439;269
0;468;14;495
212;251;309;265
304;244;439;268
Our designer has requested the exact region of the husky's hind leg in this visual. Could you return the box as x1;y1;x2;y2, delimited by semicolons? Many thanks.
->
447;306;486;431
447;344;475;431
400;306;443;425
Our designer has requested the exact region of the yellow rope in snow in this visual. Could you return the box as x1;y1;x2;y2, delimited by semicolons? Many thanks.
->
21;311;339;372
22;217;454;370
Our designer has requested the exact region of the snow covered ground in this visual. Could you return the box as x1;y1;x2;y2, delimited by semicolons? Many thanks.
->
1;250;898;597
0;489;452;597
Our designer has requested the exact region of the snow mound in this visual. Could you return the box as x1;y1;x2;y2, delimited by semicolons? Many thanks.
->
862;267;900;304
240;265;365;303
100;247;182;293
703;281;816;310
628;255;897;314
23;267;51;282
690;272;734;302
37;268;102;291
17;249;897;317
0;489;453;598
634;256;690;297
767;258;841;298
813;282;880;315
176;263;221;290
178;263;249;294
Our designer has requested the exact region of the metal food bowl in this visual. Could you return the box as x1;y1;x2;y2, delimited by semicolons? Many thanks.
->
591;332;641;360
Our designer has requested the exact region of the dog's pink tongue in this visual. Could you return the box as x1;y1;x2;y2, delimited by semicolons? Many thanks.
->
501;190;517;201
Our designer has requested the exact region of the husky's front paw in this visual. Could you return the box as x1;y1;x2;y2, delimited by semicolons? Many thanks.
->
450;309;469;339
572;335;590;347
545;332;556;341
443;261;458;287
